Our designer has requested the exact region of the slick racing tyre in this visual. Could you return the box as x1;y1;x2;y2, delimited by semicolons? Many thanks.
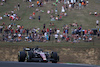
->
18;51;26;62
51;52;59;63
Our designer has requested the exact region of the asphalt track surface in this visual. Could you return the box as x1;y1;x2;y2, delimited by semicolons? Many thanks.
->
0;61;100;67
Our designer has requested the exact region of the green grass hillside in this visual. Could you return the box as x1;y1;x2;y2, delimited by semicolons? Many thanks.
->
0;0;100;30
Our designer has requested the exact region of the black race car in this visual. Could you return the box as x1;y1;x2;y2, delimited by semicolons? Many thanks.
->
18;47;59;63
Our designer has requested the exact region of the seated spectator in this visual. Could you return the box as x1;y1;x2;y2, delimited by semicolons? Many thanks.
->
40;2;43;7
31;3;34;7
47;10;50;14
88;37;92;42
52;23;55;26
2;22;5;25
40;10;44;13
17;25;21;28
51;17;55;21
64;12;67;16
49;22;52;26
29;15;33;19
0;2;4;6
66;36;70;42
52;3;57;6
14;5;17;11
55;8;58;14
37;1;40;6
0;16;3;20
18;33;22;41
36;8;39;12
94;11;97;16
51;9;53;14
58;15;62;20
11;10;14;14
55;16;58;20
32;12;35;17
57;39;61;43
2;0;6;2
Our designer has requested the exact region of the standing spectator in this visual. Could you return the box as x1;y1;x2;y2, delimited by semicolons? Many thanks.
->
26;28;29;36
38;16;40;22
18;3;20;10
29;29;32;37
37;0;39;6
79;2;81;10
14;5;17;11
86;0;89;6
96;19;99;25
56;0;58;4
57;29;60;35
54;33;58;42
0;26;3;34
69;3;71;11
82;1;84;8
43;24;45;29
55;8;58;14
15;29;18;35
20;28;23;35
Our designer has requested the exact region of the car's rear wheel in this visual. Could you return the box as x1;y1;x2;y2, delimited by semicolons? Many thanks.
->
18;51;26;62
51;52;59;63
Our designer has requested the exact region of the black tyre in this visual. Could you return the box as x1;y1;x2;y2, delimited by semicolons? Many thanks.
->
51;52;59;63
18;51;26;62
27;51;34;62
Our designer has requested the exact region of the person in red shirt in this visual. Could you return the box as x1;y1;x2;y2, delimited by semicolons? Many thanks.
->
15;29;18;35
66;37;70;42
46;28;49;34
84;29;87;34
33;12;35;16
33;12;35;19
23;29;25;36
11;29;13;34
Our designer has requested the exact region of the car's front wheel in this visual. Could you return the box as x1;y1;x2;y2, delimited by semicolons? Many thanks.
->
18;51;26;62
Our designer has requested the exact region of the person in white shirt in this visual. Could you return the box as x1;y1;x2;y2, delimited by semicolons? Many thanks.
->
96;19;99;25
0;16;3;20
31;3;34;7
86;0;89;6
94;11;97;15
55;34;58;42
69;4;71;11
67;1;69;4
29;0;32;2
57;29;60;35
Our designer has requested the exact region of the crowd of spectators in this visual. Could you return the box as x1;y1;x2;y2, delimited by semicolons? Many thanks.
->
0;0;100;43
0;21;100;43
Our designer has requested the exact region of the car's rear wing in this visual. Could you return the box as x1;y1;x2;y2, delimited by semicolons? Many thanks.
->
23;48;31;51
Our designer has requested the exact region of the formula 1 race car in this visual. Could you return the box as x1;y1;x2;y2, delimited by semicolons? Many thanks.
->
18;47;59;63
